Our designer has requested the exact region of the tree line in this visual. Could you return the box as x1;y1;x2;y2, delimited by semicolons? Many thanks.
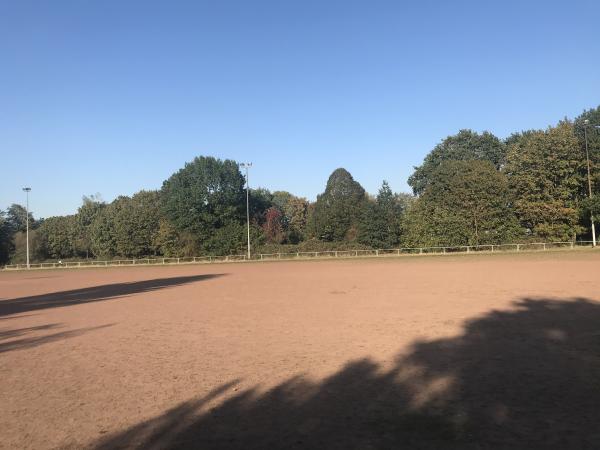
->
1;105;599;264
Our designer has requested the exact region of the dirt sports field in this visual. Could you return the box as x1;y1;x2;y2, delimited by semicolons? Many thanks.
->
1;251;600;449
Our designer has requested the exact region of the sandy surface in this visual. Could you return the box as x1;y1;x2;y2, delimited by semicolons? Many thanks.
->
1;251;600;449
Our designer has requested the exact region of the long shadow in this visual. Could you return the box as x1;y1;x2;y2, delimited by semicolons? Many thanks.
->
95;297;600;450
0;274;225;317
0;323;60;340
0;323;115;353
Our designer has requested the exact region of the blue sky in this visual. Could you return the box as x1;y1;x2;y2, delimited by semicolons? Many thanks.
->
1;0;599;218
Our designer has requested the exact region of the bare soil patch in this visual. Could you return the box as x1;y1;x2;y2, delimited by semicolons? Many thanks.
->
2;251;600;449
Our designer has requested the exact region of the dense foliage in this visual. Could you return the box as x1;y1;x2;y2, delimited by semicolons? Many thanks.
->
1;105;599;264
408;130;506;195
403;161;521;246
308;168;366;241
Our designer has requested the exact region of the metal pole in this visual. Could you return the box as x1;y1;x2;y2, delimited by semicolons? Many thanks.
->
584;122;596;247
240;162;252;259
26;190;29;269
22;187;31;269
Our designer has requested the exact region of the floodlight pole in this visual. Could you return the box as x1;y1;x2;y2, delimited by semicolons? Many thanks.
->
584;120;596;247
22;187;31;269
240;163;252;259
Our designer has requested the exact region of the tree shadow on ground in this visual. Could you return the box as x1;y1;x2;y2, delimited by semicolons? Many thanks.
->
95;297;600;450
0;274;225;317
0;323;115;353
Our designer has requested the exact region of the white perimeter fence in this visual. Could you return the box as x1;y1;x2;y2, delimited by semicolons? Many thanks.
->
1;241;595;271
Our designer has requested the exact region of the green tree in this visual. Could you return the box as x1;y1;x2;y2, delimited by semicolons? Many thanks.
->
90;207;117;258
161;156;245;253
74;194;105;258
574;106;600;228
408;130;506;195
10;229;44;264
154;219;183;257
309;168;366;241
37;215;78;259
403;160;521;247
0;210;12;264
271;191;293;211
5;204;36;234
112;191;161;257
249;187;274;225
505;121;585;240
358;181;404;248
284;196;309;243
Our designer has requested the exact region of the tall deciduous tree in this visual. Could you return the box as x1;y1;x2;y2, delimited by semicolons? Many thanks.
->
0;210;12;264
284;196;309;243
408;130;506;195
75;195;105;258
262;207;285;243
505;121;585;240
37;215;78;259
249;188;274;225
161;156;245;252
6;204;36;234
110;191;161;257
574;106;600;210
90;207;117;258
403;160;520;247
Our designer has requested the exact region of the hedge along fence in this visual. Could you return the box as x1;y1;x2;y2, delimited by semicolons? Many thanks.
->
2;241;595;271
2;255;248;270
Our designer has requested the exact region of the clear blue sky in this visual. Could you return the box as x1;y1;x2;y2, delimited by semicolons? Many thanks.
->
1;0;599;218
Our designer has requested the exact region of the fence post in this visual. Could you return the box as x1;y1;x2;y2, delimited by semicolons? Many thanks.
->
571;241;574;249
517;244;520;252
419;248;423;254
397;248;400;255
335;251;338;258
177;258;180;264
278;253;281;259
491;245;494;252
376;249;379;256
543;243;546;251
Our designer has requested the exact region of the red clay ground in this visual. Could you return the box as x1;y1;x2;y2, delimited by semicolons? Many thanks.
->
1;251;600;449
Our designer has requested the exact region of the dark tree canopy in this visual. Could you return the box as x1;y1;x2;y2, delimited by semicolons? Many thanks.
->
358;181;403;248
0;210;12;264
505;121;584;240
161;156;246;247
403;160;521;247
309;168;366;241
37;215;78;259
5;204;36;234
75;195;105;258
408;130;506;195
574;106;600;196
